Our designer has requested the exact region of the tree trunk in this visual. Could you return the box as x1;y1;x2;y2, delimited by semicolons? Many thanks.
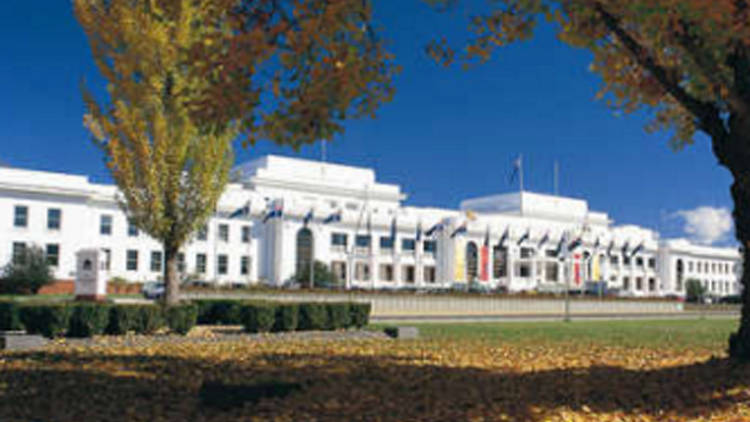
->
163;244;180;306
729;176;750;359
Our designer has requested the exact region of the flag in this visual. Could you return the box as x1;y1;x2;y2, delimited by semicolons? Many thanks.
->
593;236;600;251
229;201;250;219
568;236;582;251
480;226;490;281
509;155;522;185
483;226;490;247
621;240;630;256
538;231;550;248
450;221;467;238
466;210;478;221
416;222;423;242
554;234;566;256
630;241;644;257
390;217;397;241
263;200;284;223
322;210;342;224
303;208;314;226
498;227;509;247
516;228;530;246
425;222;444;237
606;240;614;257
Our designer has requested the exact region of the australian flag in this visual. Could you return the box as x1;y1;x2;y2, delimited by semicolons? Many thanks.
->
229;201;251;219
416;222;423;242
568;235;582;251
606;240;614;257
538;231;549;248
516;228;530;246
323;210;342;224
263;200;284;223
390;217;397;241
303;208;314;226
498;227;509;247
425;222;444;237
450;221;467;238
630;241;644;257
509;155;522;185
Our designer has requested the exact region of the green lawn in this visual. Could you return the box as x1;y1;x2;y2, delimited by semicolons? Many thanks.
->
373;318;739;350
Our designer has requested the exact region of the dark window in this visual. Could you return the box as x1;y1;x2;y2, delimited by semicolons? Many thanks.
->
150;251;162;272
493;246;507;278
196;253;207;273
636;257;644;267
331;261;347;281
241;226;251;243
12;242;26;265
545;249;557;258
219;224;229;242
355;235;371;248
45;244;60;267
520;247;535;259
100;215;113;235
401;238;416;251
423;240;437;254
519;264;531;277
423;266;436;283
355;262;370;281
102;249;111;270
610;256;619;265
379;236;394;250
241;256;250;275
623;256;631;265
126;250;138;271
14;205;28;228
545;262;558;281
128;222;139;237
178;253;185;273
217;255;228;275
331;233;348;248
402;265;415;283
197;225;208;241
379;264;394;281
47;208;61;230
648;258;656;269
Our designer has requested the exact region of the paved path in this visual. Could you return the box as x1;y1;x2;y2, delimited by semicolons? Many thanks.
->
371;311;739;323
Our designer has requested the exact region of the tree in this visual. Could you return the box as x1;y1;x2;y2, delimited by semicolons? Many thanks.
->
293;261;340;289
685;279;707;303
427;0;750;360
1;246;54;295
75;0;396;305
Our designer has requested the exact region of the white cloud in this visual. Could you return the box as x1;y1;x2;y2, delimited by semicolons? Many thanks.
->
673;206;733;245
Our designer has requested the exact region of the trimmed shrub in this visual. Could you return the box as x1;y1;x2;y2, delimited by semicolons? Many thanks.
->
241;302;277;333
0;301;22;331
165;304;198;335
325;302;351;330
19;304;72;338
349;302;371;328
135;305;164;334
106;305;141;335
68;303;110;338
298;303;327;331
194;300;243;325
272;303;299;332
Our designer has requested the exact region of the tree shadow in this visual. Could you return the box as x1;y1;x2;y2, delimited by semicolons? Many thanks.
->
0;349;749;420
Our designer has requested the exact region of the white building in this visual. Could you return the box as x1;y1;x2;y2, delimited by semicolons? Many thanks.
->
0;154;741;298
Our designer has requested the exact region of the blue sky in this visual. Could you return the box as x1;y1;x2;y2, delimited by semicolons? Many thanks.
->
0;1;735;244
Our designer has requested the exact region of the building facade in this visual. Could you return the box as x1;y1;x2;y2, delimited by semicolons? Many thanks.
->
0;155;742;297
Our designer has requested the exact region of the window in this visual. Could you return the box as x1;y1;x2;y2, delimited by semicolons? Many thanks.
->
545;262;558;282
197;225;208;241
217;254;228;275
545;249;557;258
520;248;535;259
150;251;163;272
379;236;394;252
241;256;250;275
401;238;416;252
13;205;28;228
623;277;630;291
648;258;656;269
493;246;507;278
635;257;644;267
623;256;631;265
355;235;371;249
102;249;111;270
402;265;415;283
178;253;185;273
331;261;347;282
126;250;138;271
12;242;26;265
45;244;60;267
219;224;229;242
47;208;61;230
648;278;656;291
354;262;370;281
688;261;694;272
128;221;139;237
379;264;394;281
423;240;437;255
610;256;619;265
241;226;251;243
331;233;348;250
518;263;531;277
196;253;207;274
635;277;643;291
100;215;113;235
423;266;436;283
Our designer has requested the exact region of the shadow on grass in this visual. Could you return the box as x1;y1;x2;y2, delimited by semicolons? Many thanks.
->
0;349;748;420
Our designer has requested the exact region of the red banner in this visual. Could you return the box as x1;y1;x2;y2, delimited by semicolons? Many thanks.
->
479;245;489;281
574;253;581;286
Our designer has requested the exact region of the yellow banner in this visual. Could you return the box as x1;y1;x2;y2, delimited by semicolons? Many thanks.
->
592;255;601;281
454;238;466;282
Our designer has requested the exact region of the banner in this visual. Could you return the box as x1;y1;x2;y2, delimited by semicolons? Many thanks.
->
479;244;489;281
574;253;581;286
592;255;601;281
454;238;466;282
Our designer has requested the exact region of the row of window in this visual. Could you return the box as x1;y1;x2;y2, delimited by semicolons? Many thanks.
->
12;242;59;266
342;261;437;283
684;260;735;275
330;233;437;254
122;250;252;276
13;206;61;230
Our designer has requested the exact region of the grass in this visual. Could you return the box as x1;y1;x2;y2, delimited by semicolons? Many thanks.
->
373;318;739;350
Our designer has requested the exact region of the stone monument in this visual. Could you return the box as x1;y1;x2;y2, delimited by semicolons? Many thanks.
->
74;248;108;301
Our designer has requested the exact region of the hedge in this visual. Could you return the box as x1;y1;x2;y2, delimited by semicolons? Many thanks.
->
241;302;277;333
106;305;143;335
298;303;327;331
349;303;371;328
194;300;243;325
325;302;351;330
68;303;111;338
0;301;22;331
19;304;72;338
272;303;299;332
165;304;198;335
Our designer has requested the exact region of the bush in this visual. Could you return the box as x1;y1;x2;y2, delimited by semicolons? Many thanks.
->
135;305;164;334
686;279;707;303
240;302;277;333
0;246;54;294
349;302;371;328
68;303;110;338
325;302;351;330
0;301;22;331
165;304;198;335
19;304;72;338
194;300;243;325
106;305;141;335
298;303;327;331
272;303;299;332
